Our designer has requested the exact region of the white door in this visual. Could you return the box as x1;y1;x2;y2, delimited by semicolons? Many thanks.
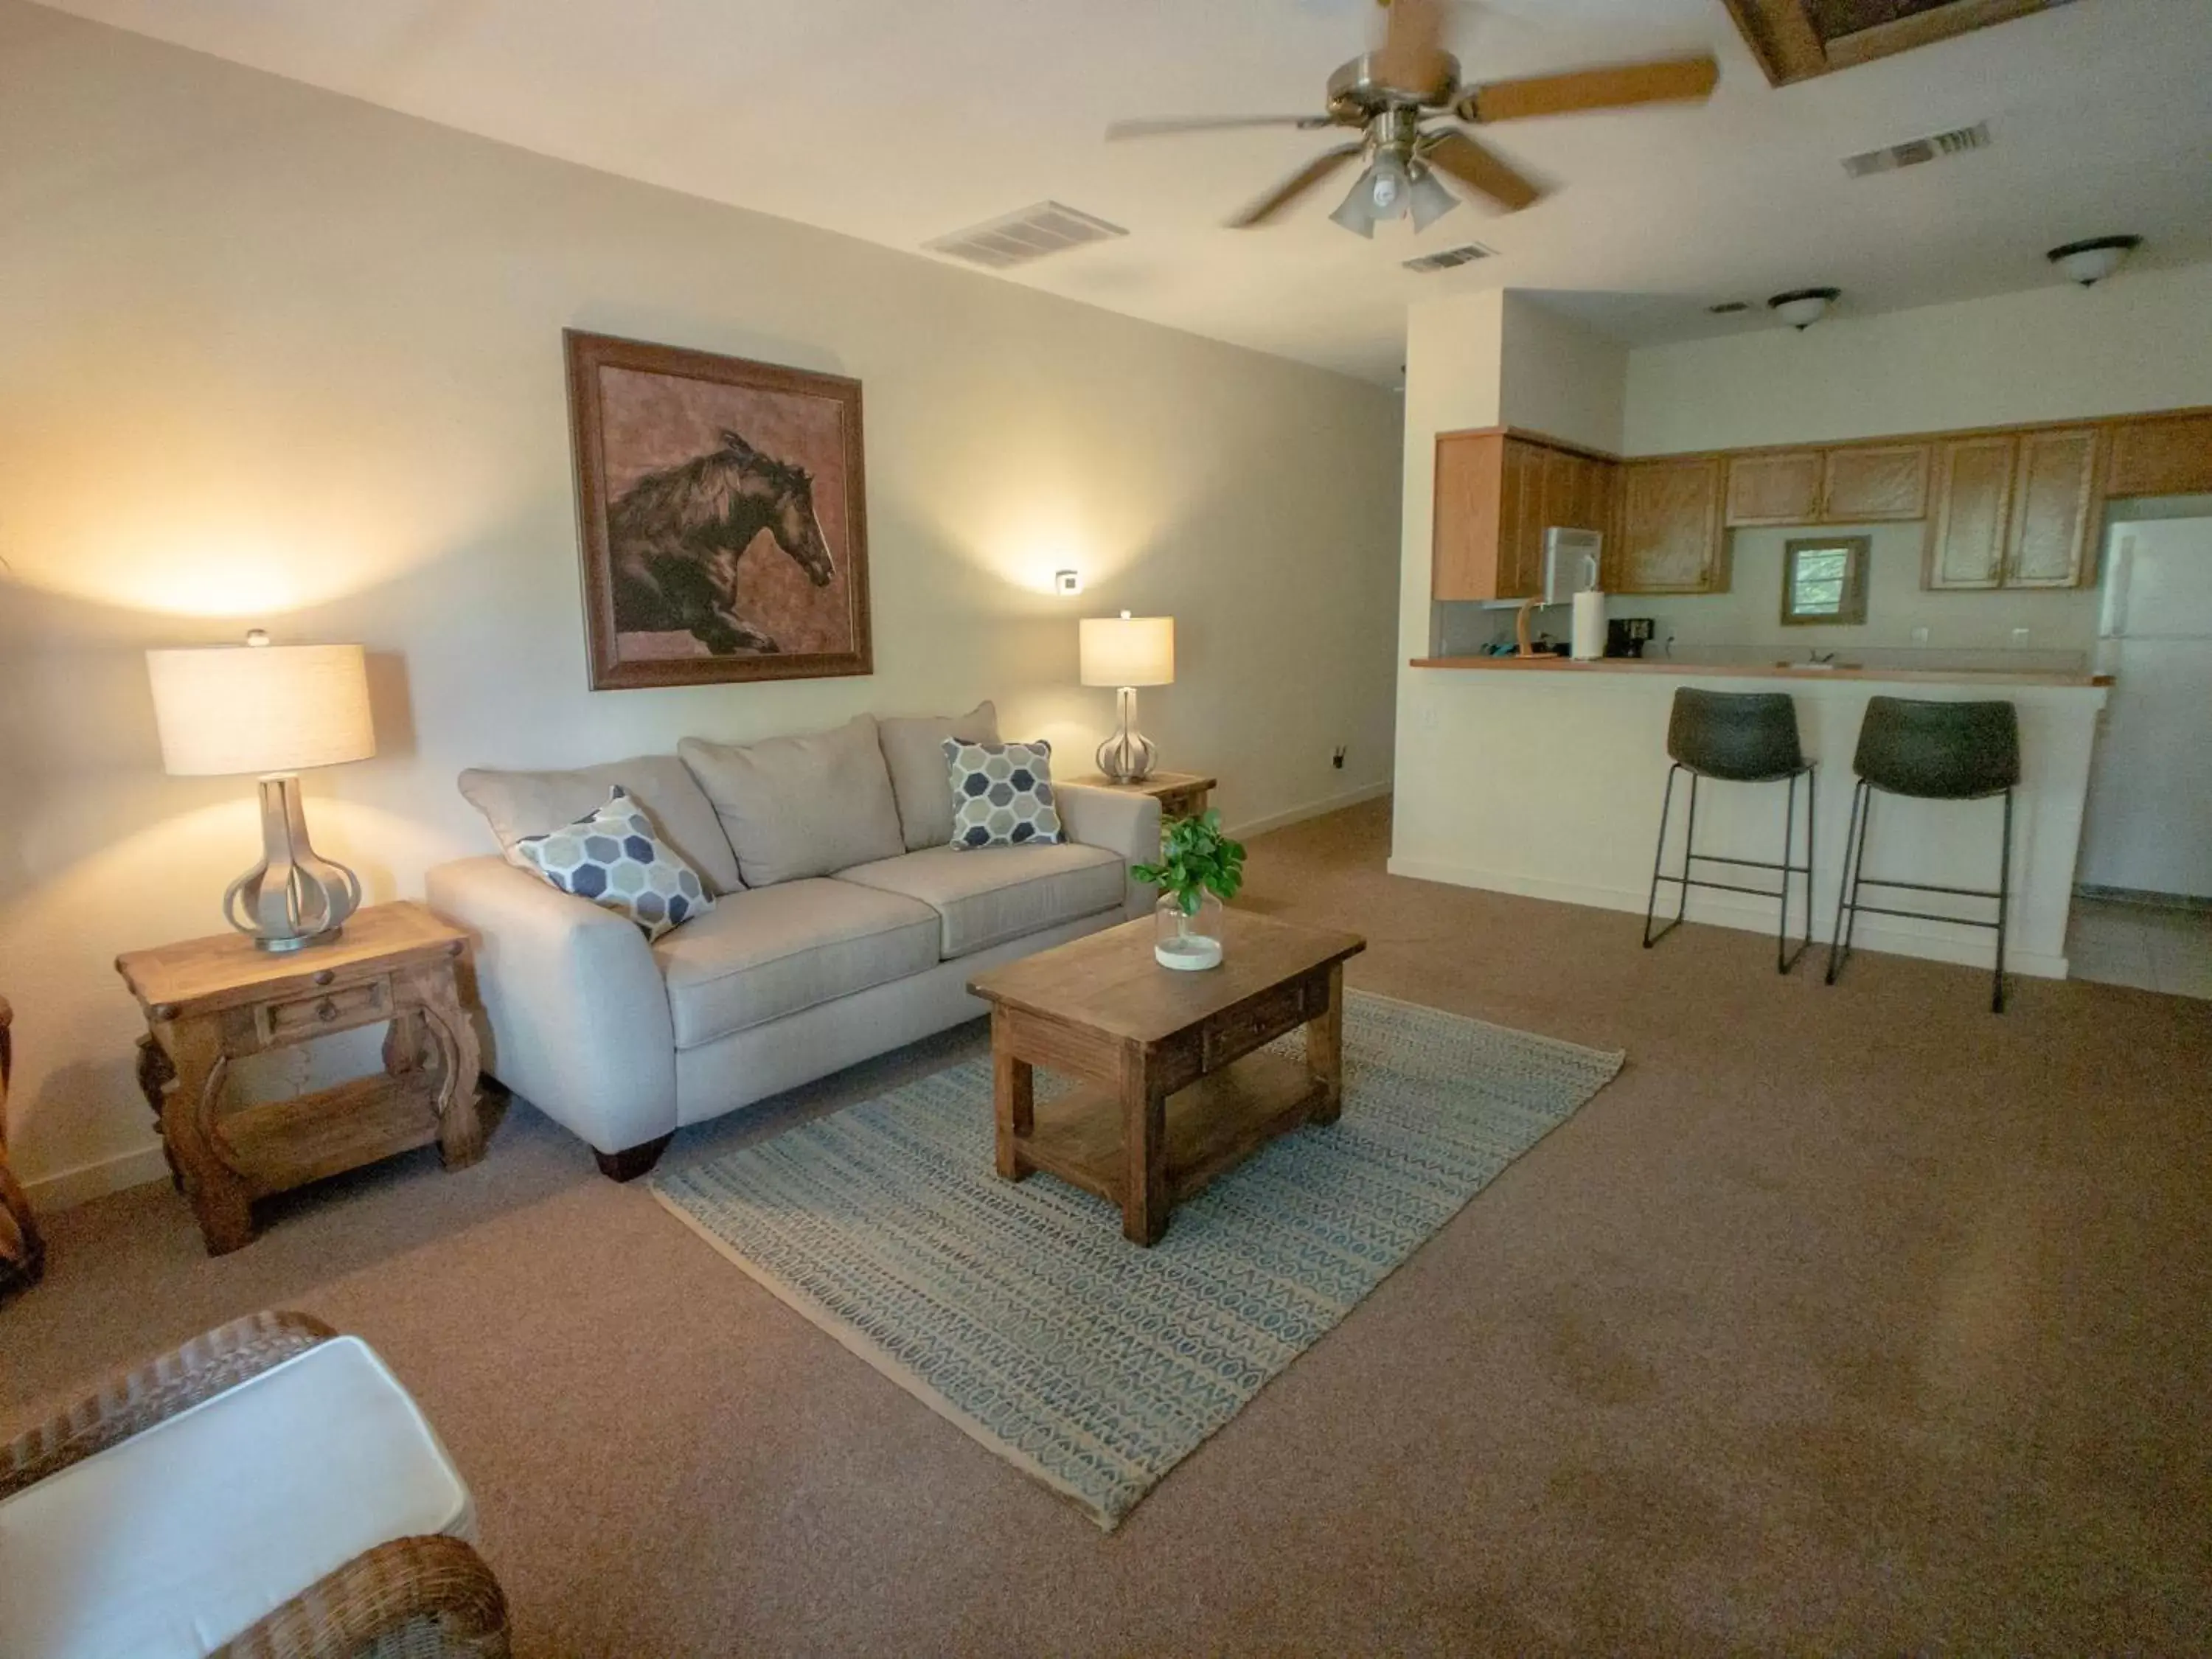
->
2079;519;2212;897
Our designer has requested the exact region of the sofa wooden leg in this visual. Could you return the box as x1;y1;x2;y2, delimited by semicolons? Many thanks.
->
594;1133;672;1183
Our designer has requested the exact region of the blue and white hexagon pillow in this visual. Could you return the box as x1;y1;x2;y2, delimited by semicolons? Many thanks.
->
943;738;1063;849
512;787;714;941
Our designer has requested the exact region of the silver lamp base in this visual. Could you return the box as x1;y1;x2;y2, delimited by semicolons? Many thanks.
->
1094;685;1158;783
223;773;364;952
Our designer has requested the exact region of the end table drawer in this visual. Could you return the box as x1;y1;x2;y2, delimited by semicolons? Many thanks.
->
257;977;392;1045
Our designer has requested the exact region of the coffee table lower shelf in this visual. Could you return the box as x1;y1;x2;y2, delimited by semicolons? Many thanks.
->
1016;1048;1327;1216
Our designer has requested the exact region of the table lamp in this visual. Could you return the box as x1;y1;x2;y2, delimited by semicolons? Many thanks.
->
145;633;376;952
1079;611;1174;782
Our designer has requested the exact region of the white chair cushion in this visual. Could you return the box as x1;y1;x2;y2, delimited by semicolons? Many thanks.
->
652;877;942;1049
0;1336;473;1659
832;843;1125;960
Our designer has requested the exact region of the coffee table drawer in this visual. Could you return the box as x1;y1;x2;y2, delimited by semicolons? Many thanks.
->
1201;975;1315;1071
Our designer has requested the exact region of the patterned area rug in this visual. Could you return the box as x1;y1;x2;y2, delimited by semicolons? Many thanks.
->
652;992;1624;1528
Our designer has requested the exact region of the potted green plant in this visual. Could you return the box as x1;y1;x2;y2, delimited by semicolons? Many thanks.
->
1133;809;1245;970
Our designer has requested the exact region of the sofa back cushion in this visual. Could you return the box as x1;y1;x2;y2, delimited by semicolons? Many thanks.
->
459;754;742;894
876;700;999;851
678;714;905;888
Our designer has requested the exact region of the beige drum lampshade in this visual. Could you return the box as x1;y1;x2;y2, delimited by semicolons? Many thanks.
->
146;641;376;776
1079;613;1175;688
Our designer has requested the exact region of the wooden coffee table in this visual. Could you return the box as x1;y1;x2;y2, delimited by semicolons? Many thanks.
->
967;911;1365;1245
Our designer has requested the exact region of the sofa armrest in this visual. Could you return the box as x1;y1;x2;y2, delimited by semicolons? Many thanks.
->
1057;783;1162;921
425;858;676;1156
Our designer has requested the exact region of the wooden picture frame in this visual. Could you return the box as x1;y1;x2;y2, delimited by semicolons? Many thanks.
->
1781;535;1871;626
564;330;872;690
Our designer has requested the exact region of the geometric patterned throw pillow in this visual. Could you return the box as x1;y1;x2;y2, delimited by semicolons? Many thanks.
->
511;787;714;942
943;739;1063;849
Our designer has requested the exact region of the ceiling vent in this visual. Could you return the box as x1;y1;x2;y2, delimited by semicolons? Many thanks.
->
1402;242;1496;274
925;202;1127;269
1842;120;1990;178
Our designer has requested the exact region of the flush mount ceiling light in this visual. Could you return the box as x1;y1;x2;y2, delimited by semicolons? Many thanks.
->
2047;234;2141;287
1768;286;1840;329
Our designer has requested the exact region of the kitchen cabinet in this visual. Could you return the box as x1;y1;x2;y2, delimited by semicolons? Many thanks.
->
1433;431;1615;602
1615;456;1728;593
2006;426;2101;587
1924;436;2016;589
1725;451;1823;526
2105;411;2212;498
1819;443;1930;521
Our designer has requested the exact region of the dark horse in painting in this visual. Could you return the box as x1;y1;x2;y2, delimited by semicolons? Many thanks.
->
608;429;835;655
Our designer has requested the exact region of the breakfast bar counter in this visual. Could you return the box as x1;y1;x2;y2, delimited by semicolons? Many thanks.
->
1390;659;2108;978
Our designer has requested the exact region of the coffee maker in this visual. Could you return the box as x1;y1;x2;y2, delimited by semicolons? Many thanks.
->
1605;616;1655;658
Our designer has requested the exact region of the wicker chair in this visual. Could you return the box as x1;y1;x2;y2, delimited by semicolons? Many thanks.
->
0;1310;510;1658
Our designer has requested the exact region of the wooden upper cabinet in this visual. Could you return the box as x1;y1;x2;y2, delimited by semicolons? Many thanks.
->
2105;411;2212;498
1616;456;1727;594
1725;451;1823;526
1432;431;1507;602
1924;436;2016;590
1499;439;1547;599
1820;443;1930;521
2006;426;2101;588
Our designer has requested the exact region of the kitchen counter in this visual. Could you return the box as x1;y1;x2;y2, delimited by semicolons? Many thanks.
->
1410;655;2112;688
1389;661;2107;978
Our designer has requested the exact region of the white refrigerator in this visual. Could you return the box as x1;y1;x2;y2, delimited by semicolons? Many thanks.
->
2079;517;2212;899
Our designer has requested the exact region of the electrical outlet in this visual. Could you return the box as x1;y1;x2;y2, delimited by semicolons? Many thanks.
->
1911;625;1930;645
1332;745;1346;771
2011;627;2031;647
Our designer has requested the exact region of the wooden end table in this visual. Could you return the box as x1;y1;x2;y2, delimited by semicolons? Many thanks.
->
967;911;1365;1245
0;995;46;1300
116;902;487;1256
1066;770;1217;822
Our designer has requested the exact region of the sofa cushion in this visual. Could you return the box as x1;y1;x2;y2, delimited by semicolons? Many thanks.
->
0;1336;473;1659
833;842;1124;960
678;714;905;888
877;700;1000;852
653;877;941;1049
459;755;742;894
510;787;713;942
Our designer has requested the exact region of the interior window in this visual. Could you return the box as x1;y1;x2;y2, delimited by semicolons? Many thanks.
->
1782;536;1870;625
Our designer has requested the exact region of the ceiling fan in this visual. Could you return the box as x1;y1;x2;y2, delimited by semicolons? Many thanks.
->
1105;0;1718;237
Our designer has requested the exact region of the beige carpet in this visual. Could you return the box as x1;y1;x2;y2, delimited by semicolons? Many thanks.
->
7;798;2208;1654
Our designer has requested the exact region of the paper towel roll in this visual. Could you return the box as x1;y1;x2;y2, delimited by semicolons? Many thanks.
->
1571;589;1607;660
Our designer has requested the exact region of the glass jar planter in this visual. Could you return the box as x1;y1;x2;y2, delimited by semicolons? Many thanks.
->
1154;890;1224;970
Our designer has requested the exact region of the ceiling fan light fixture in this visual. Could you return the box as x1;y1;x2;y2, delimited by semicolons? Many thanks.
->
1329;170;1380;238
1367;151;1411;219
1768;286;1840;330
2047;234;2140;287
1408;165;1461;232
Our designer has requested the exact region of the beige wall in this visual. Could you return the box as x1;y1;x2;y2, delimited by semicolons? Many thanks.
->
1498;294;1627;456
1624;262;2212;454
0;4;1403;1199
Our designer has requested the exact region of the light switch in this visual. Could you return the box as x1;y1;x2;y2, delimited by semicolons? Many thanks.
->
1910;626;1930;645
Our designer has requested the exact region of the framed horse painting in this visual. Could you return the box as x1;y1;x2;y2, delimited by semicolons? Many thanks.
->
564;330;872;689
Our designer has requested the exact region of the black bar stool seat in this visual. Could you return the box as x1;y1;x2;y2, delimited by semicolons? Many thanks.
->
1826;697;2022;1012
1644;689;1817;973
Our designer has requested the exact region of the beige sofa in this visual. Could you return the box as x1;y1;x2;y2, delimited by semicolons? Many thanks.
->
425;706;1158;1178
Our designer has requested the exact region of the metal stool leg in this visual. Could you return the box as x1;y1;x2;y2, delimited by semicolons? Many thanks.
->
1642;764;1680;948
1994;787;2013;1015
1825;777;1871;984
1777;765;1816;975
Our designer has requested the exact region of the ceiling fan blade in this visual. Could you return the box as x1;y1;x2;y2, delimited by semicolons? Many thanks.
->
1107;114;1334;139
1374;0;1444;86
1227;143;1366;227
1457;54;1719;123
1419;130;1543;212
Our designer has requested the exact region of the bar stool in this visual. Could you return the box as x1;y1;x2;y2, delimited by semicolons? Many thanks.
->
1825;697;2020;1014
1643;689;1817;973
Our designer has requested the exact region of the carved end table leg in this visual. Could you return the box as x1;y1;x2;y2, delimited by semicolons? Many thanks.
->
0;1000;42;1298
417;975;487;1172
161;1024;254;1256
136;1033;184;1191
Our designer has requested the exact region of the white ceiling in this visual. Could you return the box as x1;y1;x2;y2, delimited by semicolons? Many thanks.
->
32;0;2212;383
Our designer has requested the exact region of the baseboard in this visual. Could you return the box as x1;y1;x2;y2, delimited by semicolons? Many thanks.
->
2074;883;2212;913
24;1142;173;1211
1227;780;1391;841
1386;855;2069;980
